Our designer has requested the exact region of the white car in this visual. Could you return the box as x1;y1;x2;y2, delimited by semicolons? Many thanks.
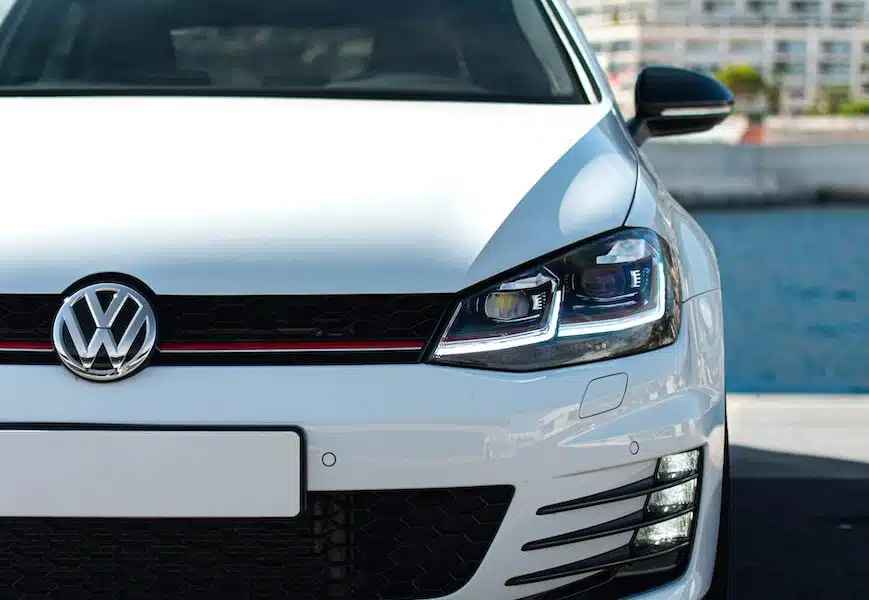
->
0;0;732;599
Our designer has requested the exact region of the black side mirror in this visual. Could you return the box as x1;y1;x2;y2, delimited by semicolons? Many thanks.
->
626;66;735;147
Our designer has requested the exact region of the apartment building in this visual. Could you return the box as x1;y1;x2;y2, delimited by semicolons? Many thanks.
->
569;0;869;114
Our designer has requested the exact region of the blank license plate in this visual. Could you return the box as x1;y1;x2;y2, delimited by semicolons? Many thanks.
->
0;426;304;518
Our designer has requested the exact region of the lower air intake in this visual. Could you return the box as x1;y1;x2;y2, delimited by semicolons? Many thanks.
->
0;486;513;600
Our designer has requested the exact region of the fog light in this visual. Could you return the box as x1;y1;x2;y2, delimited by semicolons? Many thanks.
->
656;450;700;482
647;479;697;516
634;513;693;551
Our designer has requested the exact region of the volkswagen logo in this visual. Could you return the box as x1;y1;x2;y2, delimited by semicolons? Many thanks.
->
52;283;158;382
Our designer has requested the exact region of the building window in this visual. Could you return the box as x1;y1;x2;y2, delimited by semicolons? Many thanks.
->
831;1;861;14
747;0;778;10
658;0;690;12
819;62;852;75
776;40;807;55
642;40;675;53
685;40;718;54
656;0;689;23
702;0;737;12
821;40;852;54
774;61;807;75
790;0;822;11
730;40;763;53
612;40;633;52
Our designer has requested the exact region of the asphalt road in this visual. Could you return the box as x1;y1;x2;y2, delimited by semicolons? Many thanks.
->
730;396;869;599
701;207;869;599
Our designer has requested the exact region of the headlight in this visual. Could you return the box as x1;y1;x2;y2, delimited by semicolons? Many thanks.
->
429;228;681;371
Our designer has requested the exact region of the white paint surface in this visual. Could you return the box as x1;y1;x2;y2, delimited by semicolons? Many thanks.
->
0;96;623;294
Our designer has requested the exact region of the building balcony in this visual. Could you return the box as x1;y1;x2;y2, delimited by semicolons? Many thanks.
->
817;73;853;86
820;49;853;57
775;50;808;60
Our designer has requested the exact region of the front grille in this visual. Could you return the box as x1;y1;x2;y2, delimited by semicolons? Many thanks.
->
0;293;455;365
0;294;58;342
156;294;452;345
0;486;513;600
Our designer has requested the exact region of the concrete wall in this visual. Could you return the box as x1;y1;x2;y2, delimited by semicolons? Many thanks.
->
650;116;869;146
643;141;869;206
763;116;869;144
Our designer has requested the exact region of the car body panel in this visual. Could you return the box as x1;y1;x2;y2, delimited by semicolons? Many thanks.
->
627;150;722;300
0;96;636;295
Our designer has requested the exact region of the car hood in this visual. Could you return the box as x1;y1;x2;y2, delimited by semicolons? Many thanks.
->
0;97;637;294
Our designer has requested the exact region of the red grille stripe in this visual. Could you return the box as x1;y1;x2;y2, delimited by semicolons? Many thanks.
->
159;340;425;353
0;341;53;352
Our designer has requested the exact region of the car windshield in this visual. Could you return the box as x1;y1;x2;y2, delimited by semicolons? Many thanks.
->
0;0;583;102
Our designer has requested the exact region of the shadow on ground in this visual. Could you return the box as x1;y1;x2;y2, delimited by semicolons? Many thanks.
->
734;445;869;599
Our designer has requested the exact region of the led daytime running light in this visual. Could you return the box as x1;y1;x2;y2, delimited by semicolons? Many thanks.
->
634;513;694;550
558;262;666;338
434;288;562;357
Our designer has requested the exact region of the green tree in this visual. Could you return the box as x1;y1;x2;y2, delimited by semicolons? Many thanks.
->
813;85;851;114
715;64;766;97
764;78;783;115
839;100;869;115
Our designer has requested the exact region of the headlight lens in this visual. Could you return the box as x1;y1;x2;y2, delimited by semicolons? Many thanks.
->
429;228;681;371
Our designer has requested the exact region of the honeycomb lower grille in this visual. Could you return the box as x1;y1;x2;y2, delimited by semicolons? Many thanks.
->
0;486;513;600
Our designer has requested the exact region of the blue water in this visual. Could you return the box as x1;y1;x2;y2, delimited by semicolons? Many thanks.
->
695;207;869;394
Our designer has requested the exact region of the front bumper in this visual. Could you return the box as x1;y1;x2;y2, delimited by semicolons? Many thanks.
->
0;291;725;600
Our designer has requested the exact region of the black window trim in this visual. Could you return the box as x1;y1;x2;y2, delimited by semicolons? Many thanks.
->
540;0;603;103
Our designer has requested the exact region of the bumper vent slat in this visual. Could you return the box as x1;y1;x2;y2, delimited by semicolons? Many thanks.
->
523;506;696;551
536;473;699;515
513;552;690;600
506;542;690;587
1;486;513;600
523;511;644;551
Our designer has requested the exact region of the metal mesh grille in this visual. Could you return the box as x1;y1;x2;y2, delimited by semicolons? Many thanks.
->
0;486;513;600
0;295;58;341
0;294;453;345
155;295;453;344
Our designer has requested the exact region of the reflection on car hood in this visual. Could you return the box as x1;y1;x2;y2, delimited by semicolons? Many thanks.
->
0;96;637;294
